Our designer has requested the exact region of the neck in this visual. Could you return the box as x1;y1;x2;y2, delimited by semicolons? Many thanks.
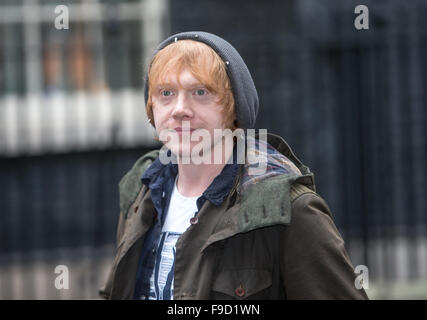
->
176;139;234;197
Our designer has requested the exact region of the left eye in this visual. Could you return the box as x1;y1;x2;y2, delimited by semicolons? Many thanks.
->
195;89;206;96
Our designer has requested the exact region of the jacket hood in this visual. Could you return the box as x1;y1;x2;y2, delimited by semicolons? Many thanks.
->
144;31;259;129
236;132;315;194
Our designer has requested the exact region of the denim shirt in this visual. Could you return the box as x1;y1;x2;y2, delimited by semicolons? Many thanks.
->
133;149;240;300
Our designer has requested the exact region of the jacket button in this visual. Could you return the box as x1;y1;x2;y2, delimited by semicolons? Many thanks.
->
235;286;245;297
190;217;198;225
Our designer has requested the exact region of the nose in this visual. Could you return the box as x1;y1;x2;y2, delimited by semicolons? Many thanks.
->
171;93;194;120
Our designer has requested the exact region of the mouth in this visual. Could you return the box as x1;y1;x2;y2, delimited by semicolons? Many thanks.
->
174;127;196;133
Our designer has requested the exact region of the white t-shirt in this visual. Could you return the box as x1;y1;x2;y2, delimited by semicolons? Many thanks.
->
147;175;201;300
162;176;199;233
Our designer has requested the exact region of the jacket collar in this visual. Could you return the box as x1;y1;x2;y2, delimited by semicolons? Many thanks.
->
141;146;241;208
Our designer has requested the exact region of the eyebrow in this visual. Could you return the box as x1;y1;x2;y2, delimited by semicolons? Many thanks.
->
156;79;205;89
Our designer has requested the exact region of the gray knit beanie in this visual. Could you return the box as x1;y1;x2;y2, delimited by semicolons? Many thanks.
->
144;31;259;129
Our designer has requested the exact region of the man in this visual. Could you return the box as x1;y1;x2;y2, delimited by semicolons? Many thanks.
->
100;31;368;300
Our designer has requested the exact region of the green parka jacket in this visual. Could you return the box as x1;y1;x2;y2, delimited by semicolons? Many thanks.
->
100;133;368;300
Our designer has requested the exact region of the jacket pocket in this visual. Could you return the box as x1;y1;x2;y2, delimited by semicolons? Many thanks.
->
211;269;272;300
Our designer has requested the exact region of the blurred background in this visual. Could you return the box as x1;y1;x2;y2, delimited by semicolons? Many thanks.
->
0;0;426;299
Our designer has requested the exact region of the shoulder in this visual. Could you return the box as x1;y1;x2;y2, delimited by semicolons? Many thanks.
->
280;187;368;299
286;187;341;249
290;186;333;221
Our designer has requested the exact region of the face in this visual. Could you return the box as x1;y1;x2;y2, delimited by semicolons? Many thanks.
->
152;69;228;161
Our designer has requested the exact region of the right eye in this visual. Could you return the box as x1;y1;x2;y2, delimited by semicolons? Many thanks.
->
161;90;173;97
